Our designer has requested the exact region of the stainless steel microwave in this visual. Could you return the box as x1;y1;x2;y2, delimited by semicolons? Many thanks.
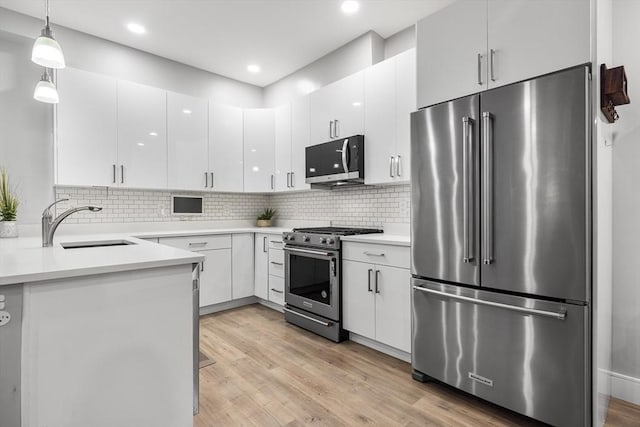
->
305;135;364;189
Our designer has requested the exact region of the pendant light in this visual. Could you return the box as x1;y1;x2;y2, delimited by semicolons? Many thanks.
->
31;0;65;69
33;69;59;104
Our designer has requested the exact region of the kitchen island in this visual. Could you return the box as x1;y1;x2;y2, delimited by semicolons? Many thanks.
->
0;235;203;427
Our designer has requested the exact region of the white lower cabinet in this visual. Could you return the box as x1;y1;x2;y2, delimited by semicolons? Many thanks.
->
342;245;411;353
232;234;254;299
254;234;270;300
254;233;285;306
200;249;232;307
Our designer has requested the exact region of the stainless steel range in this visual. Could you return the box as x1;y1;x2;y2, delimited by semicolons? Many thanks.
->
283;227;382;342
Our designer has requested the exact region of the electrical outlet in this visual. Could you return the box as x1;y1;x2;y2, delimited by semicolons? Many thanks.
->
0;311;11;326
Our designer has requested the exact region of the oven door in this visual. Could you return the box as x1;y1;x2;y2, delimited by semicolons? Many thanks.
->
284;246;340;321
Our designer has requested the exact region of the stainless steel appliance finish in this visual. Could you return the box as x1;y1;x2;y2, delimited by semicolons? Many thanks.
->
0;284;22;427
284;226;382;342
305;136;365;189
410;65;591;426
412;279;589;427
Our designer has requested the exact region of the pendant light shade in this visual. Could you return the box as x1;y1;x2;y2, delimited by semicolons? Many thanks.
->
32;0;65;69
33;69;59;104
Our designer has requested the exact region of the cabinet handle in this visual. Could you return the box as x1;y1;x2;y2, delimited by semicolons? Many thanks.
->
329;120;334;138
200;260;205;272
112;164;116;184
389;156;395;178
287;172;291;188
270;261;284;266
291;172;295;187
335;119;340;137
490;49;496;82
375;270;380;294
210;172;214;189
270;288;283;294
364;251;385;257
263;236;267;253
367;268;373;292
396;155;402;177
188;242;208;247
477;53;483;86
120;165;124;184
270;174;274;190
204;172;208;188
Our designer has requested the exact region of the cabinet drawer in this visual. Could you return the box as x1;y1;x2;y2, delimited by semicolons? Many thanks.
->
269;249;284;278
159;234;231;251
269;275;285;306
342;242;409;269
268;235;284;249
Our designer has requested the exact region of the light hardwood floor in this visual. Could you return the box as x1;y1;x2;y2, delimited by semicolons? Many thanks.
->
196;304;639;426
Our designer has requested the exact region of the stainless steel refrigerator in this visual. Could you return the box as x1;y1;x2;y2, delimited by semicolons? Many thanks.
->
410;65;591;427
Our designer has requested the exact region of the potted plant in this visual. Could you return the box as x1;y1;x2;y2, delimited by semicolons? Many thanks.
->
0;169;19;238
256;208;276;227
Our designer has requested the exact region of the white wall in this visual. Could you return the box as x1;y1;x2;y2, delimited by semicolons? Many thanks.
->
383;25;415;60
610;0;640;406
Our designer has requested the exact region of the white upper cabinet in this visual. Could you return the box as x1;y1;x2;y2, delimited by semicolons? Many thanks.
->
417;0;488;108
56;68;117;187
243;109;275;193
486;0;590;89
117;80;167;189
167;92;209;191
209;104;244;192
417;0;590;108
309;71;364;145
274;103;292;192
290;96;311;191
364;49;415;185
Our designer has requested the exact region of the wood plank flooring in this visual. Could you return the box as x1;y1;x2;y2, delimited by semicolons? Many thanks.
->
195;304;639;426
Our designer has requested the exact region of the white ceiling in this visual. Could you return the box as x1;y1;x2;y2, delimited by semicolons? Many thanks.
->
0;0;451;87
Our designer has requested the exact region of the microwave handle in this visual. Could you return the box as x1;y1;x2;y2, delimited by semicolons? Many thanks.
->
341;139;349;173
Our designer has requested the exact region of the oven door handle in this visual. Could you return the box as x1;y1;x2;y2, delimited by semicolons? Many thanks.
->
284;307;332;327
285;247;334;257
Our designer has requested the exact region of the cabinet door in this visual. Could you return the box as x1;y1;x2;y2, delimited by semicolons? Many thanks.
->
416;0;488;108
117;80;167;189
290;96;311;191
487;0;590;89
374;265;411;353
167;92;209;191
200;249;232;307
309;84;334;145
209;104;244;192
243;109;275;193
274;104;292;192
342;260;376;340
333;71;365;138
364;57;397;185
254;234;269;300
268;275;285;306
232;234;254;299
395;48;416;183
56;68;117;187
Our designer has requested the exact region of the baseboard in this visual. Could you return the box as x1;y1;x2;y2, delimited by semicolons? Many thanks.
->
348;333;411;363
257;299;284;313
608;370;640;406
199;296;258;315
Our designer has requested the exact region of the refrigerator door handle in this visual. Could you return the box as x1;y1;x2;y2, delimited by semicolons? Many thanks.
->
482;112;494;265
462;116;474;263
412;286;567;320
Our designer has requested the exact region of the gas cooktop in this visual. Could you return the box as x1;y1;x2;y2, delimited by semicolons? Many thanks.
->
291;227;383;236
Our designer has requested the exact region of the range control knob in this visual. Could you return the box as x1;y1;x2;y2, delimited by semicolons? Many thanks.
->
320;238;327;244
287;235;295;241
303;235;310;242
327;238;336;245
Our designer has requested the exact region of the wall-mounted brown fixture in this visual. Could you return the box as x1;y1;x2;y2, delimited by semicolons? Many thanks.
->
601;64;630;123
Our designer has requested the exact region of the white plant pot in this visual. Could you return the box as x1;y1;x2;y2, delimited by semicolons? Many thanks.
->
0;221;18;238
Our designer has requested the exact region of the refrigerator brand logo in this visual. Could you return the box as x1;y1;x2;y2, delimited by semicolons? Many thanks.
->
468;372;493;387
303;301;313;308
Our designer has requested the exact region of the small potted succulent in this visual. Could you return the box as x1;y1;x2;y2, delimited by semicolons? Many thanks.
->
0;169;19;238
256;208;276;227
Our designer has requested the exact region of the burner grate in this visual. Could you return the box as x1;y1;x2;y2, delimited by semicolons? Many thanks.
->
292;227;383;236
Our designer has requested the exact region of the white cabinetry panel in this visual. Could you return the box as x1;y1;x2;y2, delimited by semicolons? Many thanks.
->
290;96;311;191
374;265;411;353
274;104;292;192
232;233;254;299
209;104;244;192
343;260;376;339
200;249;232;307
243;109;275;193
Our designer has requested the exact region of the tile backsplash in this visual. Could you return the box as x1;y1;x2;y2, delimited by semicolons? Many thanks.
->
55;184;411;227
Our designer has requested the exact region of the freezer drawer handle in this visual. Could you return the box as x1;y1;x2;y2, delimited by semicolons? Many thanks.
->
462;116;474;263
284;307;332;327
412;286;567;320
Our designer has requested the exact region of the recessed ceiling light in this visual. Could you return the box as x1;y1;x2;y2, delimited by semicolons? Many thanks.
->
137;142;145;147
247;64;261;73
149;131;158;136
352;101;361;107
341;1;360;14
127;22;146;34
182;109;192;115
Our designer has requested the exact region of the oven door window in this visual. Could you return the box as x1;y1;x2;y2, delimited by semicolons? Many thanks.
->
289;254;333;305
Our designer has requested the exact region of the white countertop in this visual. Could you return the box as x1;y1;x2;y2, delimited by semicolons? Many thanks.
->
341;233;410;247
133;226;291;239
0;234;204;286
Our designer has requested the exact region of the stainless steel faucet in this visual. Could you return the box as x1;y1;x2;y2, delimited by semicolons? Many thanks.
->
42;199;103;247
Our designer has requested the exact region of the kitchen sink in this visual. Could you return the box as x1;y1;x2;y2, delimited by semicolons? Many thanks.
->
60;239;137;249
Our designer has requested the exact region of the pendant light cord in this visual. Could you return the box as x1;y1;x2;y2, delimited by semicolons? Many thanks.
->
44;0;50;29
